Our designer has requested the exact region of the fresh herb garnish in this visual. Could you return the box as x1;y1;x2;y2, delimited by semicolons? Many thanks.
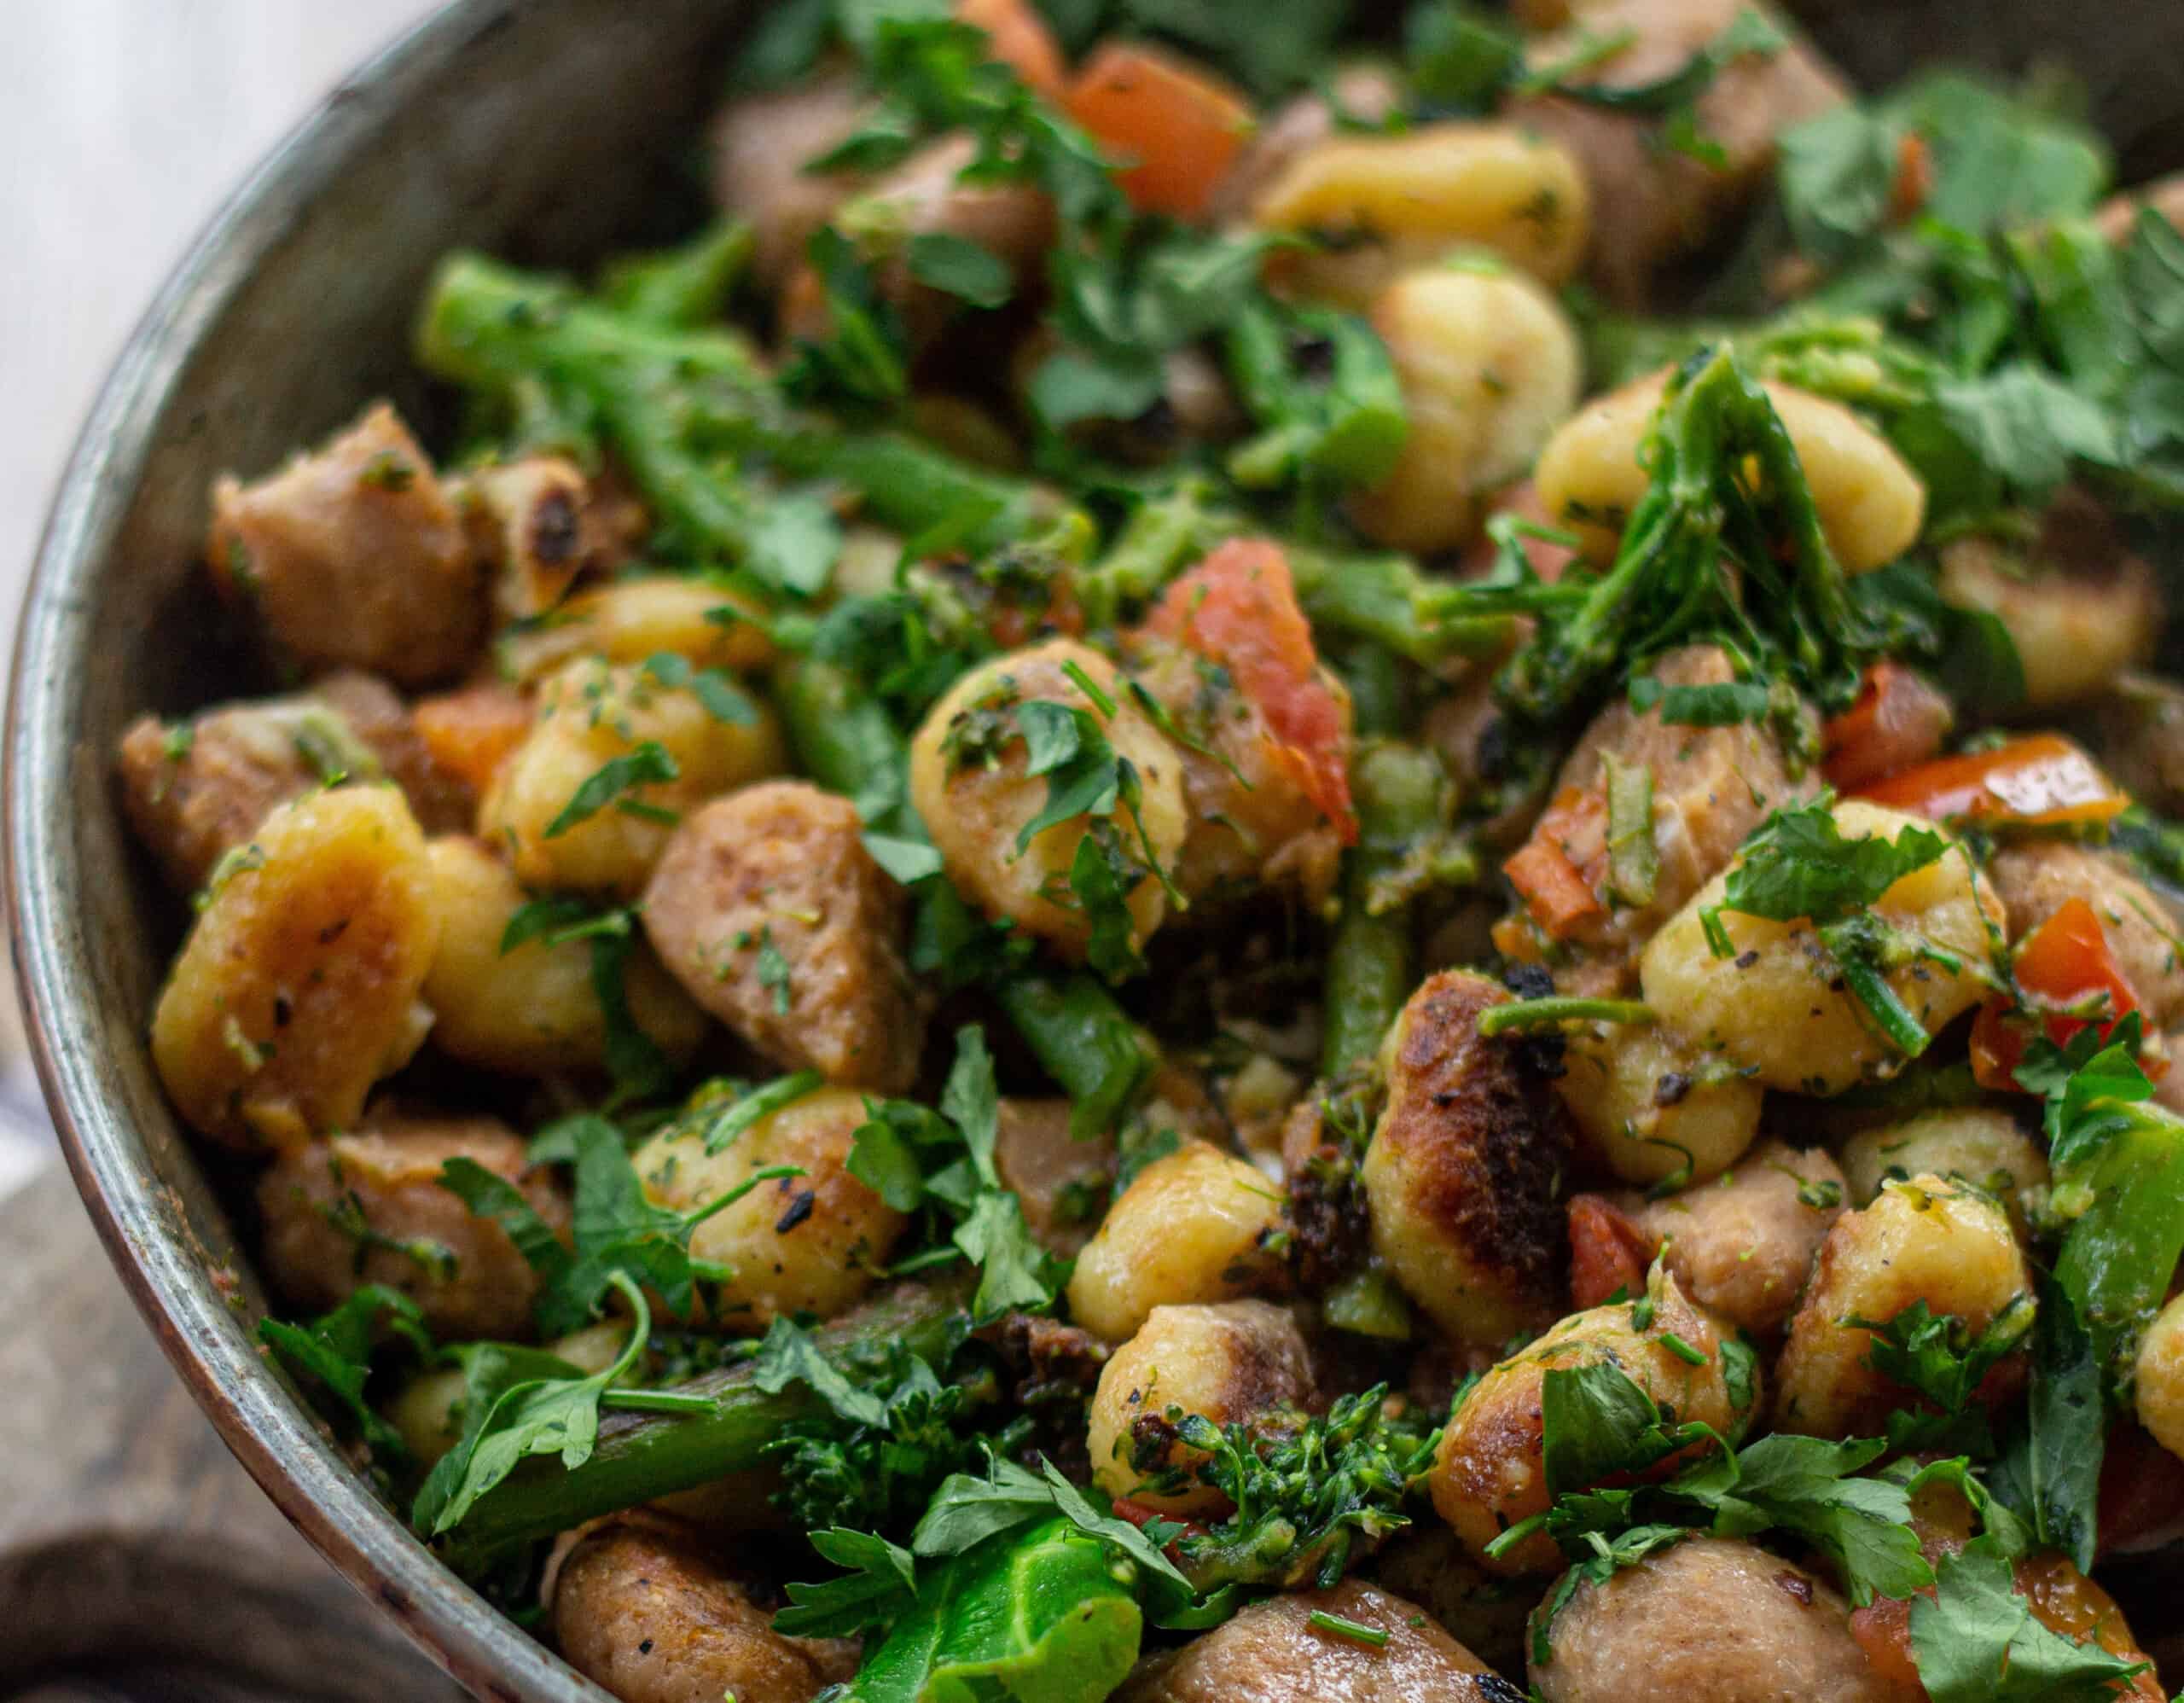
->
543;741;681;838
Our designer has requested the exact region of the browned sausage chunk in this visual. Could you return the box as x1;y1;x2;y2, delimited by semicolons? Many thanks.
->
550;1514;859;1703
117;671;471;895
1625;1137;1845;1338
207;403;484;686
710;73;872;288
642;781;922;1091
1118;1579;1517;1703
1502;643;1817;997
256;1107;569;1341
1531;1537;1887;1702
1510;0;1848;307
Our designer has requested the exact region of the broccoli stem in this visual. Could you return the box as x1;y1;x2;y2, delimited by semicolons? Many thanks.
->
437;1280;966;1567
600;218;754;328
996;971;1155;1142
417;253;1072;561
1321;743;1446;1078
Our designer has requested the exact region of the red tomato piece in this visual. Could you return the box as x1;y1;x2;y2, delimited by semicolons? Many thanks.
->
1147;538;1357;843
1852;734;2128;829
1065;43;1254;220
1970;897;2162;1090
1567;1194;1660;1311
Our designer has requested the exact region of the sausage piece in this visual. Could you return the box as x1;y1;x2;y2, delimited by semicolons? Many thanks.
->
1531;1536;1888;1702
642;781;922;1092
550;1514;859;1703
257;1107;569;1341
1510;0;1849;307
117;672;470;895
1118;1579;1519;1703
207;403;483;686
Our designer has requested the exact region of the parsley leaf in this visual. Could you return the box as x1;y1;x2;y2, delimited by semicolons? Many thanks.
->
750;1315;891;1430
906;231;1014;310
775;1526;921;1639
1858;1296;2036;1456
863;831;945;884
415;1270;656;1537
258;1286;434;1462
747;491;845;598
544;741;680;838
782;224;910;410
1909;1538;2146;1702
846;1027;1069;1315
1706;798;1949;938
1995;1270;2104;1571
640;650;758;724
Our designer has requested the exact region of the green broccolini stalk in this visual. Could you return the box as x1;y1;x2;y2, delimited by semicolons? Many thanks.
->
1498;343;1881;727
598;218;754;328
1321;743;1449;1078
435;1279;965;1567
415;253;1073;564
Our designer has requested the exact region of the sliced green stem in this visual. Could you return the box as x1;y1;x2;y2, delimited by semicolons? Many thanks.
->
438;1280;965;1566
1321;743;1446;1078
1476;997;1658;1037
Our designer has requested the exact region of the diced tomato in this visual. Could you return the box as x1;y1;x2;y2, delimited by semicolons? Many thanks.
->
1147;539;1356;842
1851;734;2129;829
1969;897;2163;1091
2015;1553;2167;1701
1855;1548;2164;1703
413;683;531;793
1109;1497;1206;1564
1065;43;1254;219
1567;1194;1660;1310
1502;786;1608;939
956;0;1068;102
1848;1594;1928;1702
1821;661;1953;791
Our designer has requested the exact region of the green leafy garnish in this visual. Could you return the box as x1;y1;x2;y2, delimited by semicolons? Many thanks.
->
1856;1296;2036;1455
543;741;681;838
258;1286;434;1462
1908;1538;2147;1701
846;1026;1069;1317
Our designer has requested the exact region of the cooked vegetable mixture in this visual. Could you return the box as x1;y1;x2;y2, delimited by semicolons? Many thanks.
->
122;1;2184;1696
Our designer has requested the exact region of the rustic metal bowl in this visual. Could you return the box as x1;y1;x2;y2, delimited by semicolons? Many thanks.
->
8;2;2184;1697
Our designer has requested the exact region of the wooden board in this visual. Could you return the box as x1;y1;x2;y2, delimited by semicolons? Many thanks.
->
0;1164;466;1700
